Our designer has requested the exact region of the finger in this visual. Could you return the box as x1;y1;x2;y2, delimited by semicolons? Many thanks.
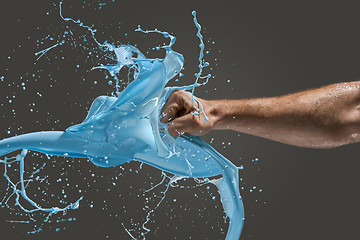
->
167;113;198;138
161;90;197;123
161;103;180;123
160;91;186;123
160;93;177;123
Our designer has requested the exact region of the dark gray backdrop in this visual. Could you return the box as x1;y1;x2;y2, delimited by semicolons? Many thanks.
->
1;0;360;239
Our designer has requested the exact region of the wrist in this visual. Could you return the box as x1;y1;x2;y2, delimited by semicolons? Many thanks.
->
207;100;229;131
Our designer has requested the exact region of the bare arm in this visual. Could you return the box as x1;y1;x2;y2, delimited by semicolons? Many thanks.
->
161;82;360;148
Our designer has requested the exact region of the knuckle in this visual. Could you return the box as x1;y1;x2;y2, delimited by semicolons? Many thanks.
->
172;90;181;97
173;90;187;99
166;105;176;115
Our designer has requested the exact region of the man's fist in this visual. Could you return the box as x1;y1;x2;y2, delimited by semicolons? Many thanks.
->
160;90;217;138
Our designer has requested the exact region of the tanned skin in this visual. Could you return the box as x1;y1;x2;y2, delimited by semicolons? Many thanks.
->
161;82;360;148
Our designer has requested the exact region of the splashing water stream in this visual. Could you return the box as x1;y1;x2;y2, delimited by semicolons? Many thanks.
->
0;3;244;239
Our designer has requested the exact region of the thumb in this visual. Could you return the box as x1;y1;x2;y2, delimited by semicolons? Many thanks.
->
167;112;199;138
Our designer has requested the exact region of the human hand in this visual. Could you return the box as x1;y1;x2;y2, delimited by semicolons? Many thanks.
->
160;90;217;138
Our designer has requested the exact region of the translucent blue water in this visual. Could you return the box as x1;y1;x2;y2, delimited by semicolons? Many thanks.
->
0;4;244;240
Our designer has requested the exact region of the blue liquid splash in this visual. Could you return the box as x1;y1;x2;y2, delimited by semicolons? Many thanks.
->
191;11;212;121
0;4;244;240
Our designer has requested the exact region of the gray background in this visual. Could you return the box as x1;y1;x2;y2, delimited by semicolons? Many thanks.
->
1;0;360;239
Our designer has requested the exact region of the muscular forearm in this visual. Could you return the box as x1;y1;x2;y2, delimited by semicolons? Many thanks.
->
207;82;360;148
